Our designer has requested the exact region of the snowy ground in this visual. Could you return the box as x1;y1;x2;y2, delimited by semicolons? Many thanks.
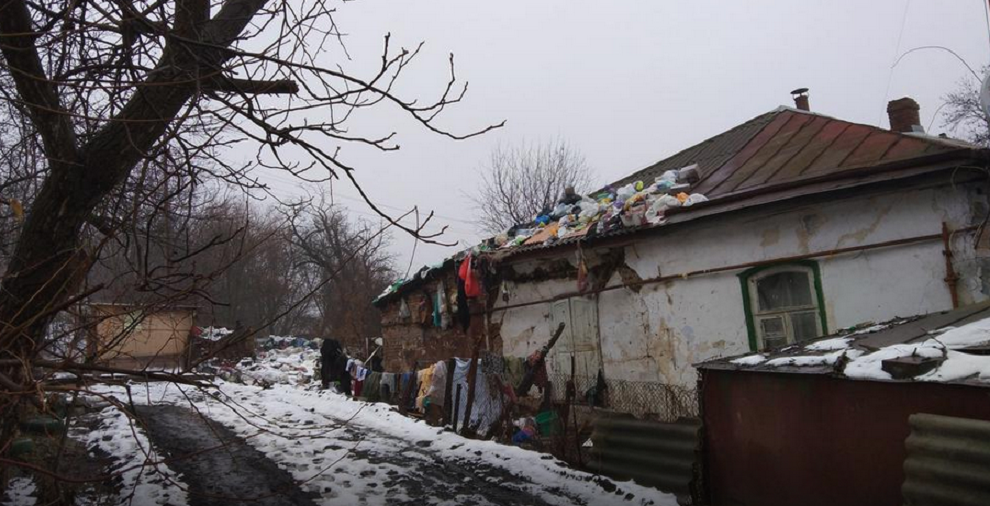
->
70;377;676;506
74;404;189;506
0;478;36;506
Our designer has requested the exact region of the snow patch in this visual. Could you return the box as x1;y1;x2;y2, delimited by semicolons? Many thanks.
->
1;477;37;506
730;354;767;366
765;349;864;368
805;337;853;351
200;326;233;341
929;318;990;349
841;318;990;383
916;350;990;383
852;323;890;335
73;403;188;506
843;340;945;381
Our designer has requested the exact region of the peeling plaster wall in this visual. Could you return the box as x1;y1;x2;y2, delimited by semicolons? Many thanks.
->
598;271;748;385
493;181;987;388
497;276;575;359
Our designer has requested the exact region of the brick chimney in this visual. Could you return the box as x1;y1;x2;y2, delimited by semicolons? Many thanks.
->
791;88;810;111
887;97;922;133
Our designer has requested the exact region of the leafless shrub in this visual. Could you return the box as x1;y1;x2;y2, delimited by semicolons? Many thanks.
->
474;138;593;233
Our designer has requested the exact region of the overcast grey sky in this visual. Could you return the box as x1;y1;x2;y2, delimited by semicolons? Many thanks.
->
257;0;990;274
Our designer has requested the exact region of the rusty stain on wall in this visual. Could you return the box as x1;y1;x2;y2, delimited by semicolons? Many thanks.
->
617;264;644;292
654;318;680;384
760;227;780;247
796;212;826;254
835;199;893;247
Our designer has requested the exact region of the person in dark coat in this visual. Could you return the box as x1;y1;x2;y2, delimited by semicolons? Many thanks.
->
334;354;352;396
320;339;343;389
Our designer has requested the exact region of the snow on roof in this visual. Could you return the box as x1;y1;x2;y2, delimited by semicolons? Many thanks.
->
699;302;990;388
201;326;233;341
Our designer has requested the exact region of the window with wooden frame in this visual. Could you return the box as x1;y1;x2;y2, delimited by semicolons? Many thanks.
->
740;262;827;351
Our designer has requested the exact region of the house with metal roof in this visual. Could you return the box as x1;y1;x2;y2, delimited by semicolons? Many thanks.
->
375;93;990;391
695;302;990;506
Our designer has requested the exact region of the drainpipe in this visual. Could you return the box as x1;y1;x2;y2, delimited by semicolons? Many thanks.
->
942;222;960;308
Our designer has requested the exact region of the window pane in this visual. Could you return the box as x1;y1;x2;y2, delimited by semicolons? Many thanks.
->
759;316;787;349
756;271;813;311
791;311;820;342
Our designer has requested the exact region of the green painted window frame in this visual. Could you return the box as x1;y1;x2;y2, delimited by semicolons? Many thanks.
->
738;260;828;351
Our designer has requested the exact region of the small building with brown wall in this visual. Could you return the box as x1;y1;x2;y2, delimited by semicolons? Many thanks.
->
696;302;990;506
85;302;196;371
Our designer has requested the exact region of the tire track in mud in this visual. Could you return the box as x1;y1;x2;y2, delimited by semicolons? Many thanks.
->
136;405;319;506
140;398;640;506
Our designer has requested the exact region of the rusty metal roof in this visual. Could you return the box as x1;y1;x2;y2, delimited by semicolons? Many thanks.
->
610;110;780;191
614;107;974;199
696;302;990;388
501;109;983;261
376;108;985;304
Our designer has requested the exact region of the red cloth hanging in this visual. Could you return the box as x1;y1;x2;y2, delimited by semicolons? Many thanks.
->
459;255;482;298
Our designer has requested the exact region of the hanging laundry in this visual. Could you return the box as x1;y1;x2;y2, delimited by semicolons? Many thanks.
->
416;295;431;325
433;283;443;328
380;372;395;402
399;372;416;408
502;356;527;391
415;364;436;410
429;361;448;407
364;372;382;402
432;280;450;329
459;255;482;298
456;277;470;332
440;280;450;328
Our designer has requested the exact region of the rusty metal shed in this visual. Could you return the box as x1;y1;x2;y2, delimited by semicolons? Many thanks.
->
696;303;990;506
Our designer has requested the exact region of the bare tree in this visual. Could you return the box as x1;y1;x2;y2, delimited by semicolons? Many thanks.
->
942;66;990;147
0;0;500;476
287;193;396;353
474;138;593;233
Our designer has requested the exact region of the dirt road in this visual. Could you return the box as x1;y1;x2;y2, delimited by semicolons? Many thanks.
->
136;402;622;506
137;405;319;506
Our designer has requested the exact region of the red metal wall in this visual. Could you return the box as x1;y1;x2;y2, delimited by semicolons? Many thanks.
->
701;370;990;506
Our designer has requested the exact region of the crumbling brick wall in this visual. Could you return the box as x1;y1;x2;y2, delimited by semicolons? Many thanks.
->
378;269;497;372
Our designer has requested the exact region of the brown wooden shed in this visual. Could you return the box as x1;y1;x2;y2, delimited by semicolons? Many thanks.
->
85;302;197;371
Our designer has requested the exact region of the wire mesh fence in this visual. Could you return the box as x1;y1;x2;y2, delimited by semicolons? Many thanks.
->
548;373;699;422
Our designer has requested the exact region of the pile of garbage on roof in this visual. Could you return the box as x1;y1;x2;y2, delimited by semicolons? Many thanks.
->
495;164;707;249
374;165;707;303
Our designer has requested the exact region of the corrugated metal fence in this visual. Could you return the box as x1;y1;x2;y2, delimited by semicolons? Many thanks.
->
589;416;703;505
903;413;990;506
